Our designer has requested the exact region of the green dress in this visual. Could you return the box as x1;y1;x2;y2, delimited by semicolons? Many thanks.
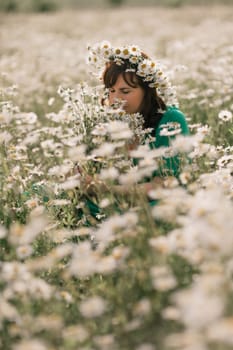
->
150;106;189;177
148;106;189;206
86;106;189;218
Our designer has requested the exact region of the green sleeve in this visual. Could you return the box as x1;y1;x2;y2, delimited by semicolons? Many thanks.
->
150;107;189;178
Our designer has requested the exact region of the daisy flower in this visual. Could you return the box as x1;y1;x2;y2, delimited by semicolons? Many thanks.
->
218;109;232;122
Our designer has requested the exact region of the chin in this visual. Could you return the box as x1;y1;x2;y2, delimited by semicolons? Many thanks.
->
125;108;133;114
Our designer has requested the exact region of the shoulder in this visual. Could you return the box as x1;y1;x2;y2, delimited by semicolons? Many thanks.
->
157;106;189;134
160;106;187;124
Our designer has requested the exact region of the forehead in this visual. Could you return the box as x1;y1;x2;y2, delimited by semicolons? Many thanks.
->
111;73;140;89
112;74;131;87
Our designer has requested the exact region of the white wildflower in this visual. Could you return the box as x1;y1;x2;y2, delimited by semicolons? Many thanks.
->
1;261;31;282
172;276;224;329
94;334;115;349
99;167;119;180
152;274;177;291
217;154;233;168
149;236;172;254
57;176;80;190
49;199;72;206
170;134;198;154
9;215;48;245
162;306;181;320
196;124;211;137
16;245;33;259
151;266;177;291
0;225;7;239
25;198;40;209
91;123;108;136
165;331;207;350
92;142;116;157
119;166;143;185
58;291;73;303
0;131;12;143
96;256;117;274
135;343;156;350
29;278;53;300
106;120;133;140
13;339;47;350
68;144;87;162
80;296;106;318
159;122;182;136
69;241;99;277
207;317;233;345
0;299;19;322
63;325;89;342
95;211;138;246
124;318;141;331
218;109;232;122
48;163;74;176
112;245;130;261
19;112;38;124
99;198;111;208
22;132;40;146
48;97;55;106
133;298;151;316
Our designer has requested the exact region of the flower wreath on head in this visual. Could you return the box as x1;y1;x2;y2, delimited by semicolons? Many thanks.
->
87;40;178;107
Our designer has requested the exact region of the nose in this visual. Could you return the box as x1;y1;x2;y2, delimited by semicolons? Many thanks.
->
109;92;121;105
110;91;120;100
112;97;126;110
110;91;126;104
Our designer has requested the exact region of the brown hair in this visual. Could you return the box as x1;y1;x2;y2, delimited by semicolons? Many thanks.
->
102;58;167;132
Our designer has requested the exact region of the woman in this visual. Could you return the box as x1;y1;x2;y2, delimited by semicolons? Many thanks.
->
82;42;190;219
78;41;189;218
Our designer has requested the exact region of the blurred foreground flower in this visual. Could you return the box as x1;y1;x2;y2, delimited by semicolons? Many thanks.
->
80;296;106;318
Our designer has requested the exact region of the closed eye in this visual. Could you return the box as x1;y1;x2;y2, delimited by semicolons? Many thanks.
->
109;89;131;94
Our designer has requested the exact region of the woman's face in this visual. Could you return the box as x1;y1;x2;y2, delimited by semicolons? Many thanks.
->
108;74;145;114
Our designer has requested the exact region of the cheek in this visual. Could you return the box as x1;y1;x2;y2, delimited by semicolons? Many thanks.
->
132;91;144;106
108;94;116;105
139;90;145;102
137;92;145;108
